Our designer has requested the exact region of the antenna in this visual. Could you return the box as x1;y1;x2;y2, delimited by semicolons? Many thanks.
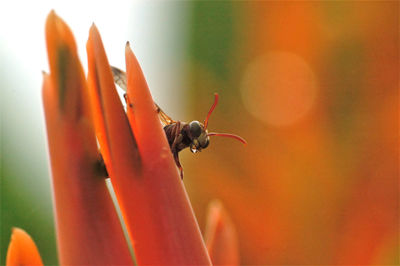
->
204;93;219;130
204;93;247;145
207;132;247;145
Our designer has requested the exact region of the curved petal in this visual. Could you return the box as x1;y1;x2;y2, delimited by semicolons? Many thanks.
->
43;11;133;265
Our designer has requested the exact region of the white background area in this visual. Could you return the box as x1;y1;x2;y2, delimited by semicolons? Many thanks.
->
0;0;189;220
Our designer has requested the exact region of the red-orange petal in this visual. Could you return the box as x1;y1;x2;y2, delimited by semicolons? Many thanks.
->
125;44;211;265
44;12;133;264
6;228;43;266
86;25;140;180
45;10;87;121
204;200;240;265
86;24;211;264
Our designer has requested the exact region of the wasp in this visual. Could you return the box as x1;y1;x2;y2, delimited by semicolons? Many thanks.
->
111;66;246;179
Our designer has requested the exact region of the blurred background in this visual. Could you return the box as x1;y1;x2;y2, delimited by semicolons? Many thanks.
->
1;1;398;265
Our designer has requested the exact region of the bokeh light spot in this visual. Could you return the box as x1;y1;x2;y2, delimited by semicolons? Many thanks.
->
240;52;318;126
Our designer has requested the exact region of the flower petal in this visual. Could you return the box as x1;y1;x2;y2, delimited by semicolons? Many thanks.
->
204;200;240;265
45;10;86;120
86;25;211;264
125;44;212;264
86;25;140;180
6;228;43;266
43;11;133;264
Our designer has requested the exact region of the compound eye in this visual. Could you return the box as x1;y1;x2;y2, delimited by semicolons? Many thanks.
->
198;134;209;149
189;121;202;138
202;137;209;149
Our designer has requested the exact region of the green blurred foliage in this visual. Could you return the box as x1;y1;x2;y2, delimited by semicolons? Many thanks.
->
1;51;58;264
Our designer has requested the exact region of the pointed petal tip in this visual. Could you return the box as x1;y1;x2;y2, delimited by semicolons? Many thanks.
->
209;199;223;209
89;23;104;43
205;200;240;265
88;24;104;50
45;8;78;63
47;9;56;20
207;199;224;221
125;41;132;54
6;227;43;265
45;9;63;30
10;227;27;238
89;23;99;39
45;10;56;30
90;23;97;31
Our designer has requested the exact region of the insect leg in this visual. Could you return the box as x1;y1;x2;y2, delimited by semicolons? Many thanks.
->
170;121;184;179
173;151;184;179
123;93;133;108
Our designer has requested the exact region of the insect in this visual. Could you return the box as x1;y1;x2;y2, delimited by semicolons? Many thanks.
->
111;66;246;179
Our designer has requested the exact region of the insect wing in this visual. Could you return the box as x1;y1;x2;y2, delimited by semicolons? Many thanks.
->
155;103;176;125
111;66;176;125
111;66;128;91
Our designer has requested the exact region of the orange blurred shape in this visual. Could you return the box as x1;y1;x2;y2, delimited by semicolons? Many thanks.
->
204;200;240;265
6;228;43;266
241;51;317;127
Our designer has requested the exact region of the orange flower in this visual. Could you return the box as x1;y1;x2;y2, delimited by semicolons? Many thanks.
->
5;10;215;265
86;23;211;265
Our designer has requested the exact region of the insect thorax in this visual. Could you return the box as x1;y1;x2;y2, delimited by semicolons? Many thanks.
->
163;123;191;152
